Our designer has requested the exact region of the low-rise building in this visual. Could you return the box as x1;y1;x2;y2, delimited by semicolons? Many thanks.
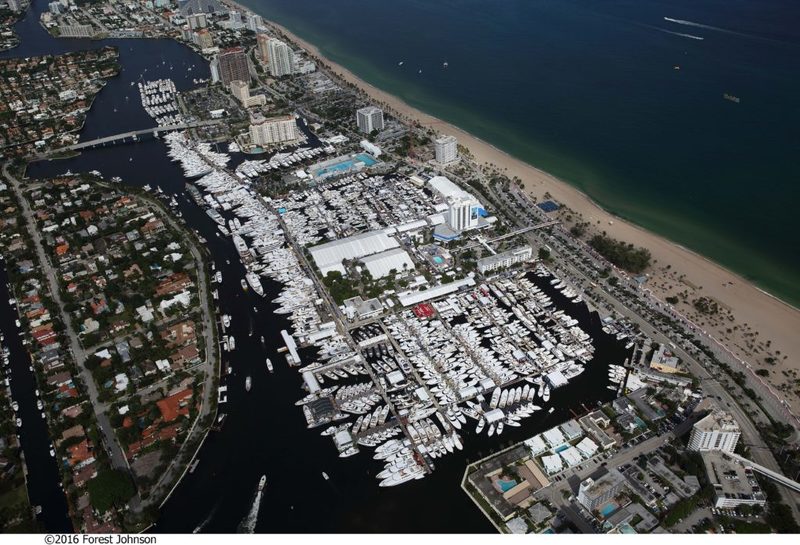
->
701;451;766;509
477;246;532;274
649;343;681;373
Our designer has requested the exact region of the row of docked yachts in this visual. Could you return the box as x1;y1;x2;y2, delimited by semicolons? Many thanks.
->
164;131;229;178
350;403;390;433
608;364;626;390
183;147;357;385
234;145;334;179
551;278;583;304
372;418;465;486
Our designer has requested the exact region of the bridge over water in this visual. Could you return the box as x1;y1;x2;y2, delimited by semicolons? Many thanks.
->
47;119;223;155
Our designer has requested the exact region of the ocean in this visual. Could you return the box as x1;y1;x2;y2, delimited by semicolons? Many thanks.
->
239;0;800;306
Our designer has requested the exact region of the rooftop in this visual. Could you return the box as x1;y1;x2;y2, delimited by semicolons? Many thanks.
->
694;411;740;433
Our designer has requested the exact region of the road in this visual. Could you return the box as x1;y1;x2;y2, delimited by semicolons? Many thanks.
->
4;162;219;516
3;162;137;501
124;192;219;512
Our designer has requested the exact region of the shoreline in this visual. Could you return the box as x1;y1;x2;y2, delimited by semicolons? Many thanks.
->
224;0;800;410
256;11;797;307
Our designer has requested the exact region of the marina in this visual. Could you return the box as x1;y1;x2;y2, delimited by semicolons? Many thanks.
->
9;0;631;532
156;128;633;489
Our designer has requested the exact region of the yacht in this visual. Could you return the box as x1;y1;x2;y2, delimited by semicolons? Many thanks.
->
258;475;267;491
266;358;273;373
246;272;265;297
245;376;252;392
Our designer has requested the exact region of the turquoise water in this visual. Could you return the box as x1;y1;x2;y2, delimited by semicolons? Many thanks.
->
356;153;377;166
241;0;800;306
433;256;444;264
498;479;518;492
600;503;618;517
314;153;377;177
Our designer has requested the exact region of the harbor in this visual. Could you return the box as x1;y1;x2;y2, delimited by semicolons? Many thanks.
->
10;0;629;532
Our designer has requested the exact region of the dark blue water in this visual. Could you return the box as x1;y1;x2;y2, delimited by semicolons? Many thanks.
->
239;0;800;306
0;264;72;532
8;0;632;532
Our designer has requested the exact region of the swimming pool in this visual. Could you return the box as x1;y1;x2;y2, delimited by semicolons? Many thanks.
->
433;256;444;264
600;502;618;517
497;479;518;492
314;153;377;178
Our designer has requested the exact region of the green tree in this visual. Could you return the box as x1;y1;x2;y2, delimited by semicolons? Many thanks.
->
88;470;136;513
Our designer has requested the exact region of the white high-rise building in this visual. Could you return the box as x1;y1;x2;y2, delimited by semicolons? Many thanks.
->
230;80;266;108
228;10;243;29
434;135;458;164
356;106;384;134
428;175;483;232
267;38;295;77
245;13;263;32
446;194;482;232
249;114;299;146
688;411;741;453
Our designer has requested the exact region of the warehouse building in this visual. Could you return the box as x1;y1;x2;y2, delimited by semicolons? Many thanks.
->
309;231;400;277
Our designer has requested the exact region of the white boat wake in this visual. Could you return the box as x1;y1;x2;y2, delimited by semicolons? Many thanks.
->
663;16;787;45
657;27;704;41
192;500;220;533
237;487;263;533
663;17;719;30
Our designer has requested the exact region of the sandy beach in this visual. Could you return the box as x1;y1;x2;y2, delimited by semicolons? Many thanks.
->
227;1;800;414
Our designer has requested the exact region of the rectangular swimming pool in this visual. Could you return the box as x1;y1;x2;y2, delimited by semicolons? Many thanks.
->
314;153;377;178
